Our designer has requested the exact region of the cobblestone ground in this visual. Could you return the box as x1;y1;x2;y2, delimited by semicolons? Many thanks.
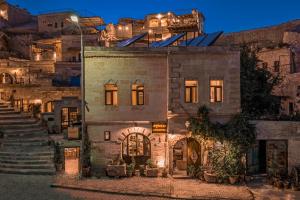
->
55;176;253;200
0;174;171;200
248;182;300;200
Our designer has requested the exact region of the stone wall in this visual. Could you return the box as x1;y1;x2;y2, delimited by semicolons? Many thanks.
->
254;120;300;172
215;20;300;47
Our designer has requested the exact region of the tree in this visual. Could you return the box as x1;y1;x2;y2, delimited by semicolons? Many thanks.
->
240;45;281;118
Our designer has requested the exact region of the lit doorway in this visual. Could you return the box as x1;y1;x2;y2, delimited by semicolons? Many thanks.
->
64;147;80;175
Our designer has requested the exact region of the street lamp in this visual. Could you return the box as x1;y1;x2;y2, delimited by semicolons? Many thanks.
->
70;14;85;177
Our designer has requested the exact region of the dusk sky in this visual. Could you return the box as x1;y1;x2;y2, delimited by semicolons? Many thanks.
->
7;0;300;33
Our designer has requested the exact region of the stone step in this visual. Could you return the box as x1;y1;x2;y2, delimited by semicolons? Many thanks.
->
0;123;41;129
4;131;48;139
0;162;54;170
3;127;46;134
0;108;14;112
0;167;55;175
0;114;31;120
0;155;54;161
0;159;53;165
0;151;54;157
0;111;21;115
4;137;49;143
2;141;50;147
0;119;38;125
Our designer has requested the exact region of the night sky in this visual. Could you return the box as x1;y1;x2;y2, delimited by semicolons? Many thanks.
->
7;0;300;33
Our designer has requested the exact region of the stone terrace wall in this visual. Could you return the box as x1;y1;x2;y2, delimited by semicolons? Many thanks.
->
215;20;300;46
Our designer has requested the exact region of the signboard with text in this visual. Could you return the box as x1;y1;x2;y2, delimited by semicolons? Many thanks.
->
152;122;167;133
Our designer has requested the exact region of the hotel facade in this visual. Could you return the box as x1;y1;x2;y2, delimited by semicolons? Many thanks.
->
84;46;240;176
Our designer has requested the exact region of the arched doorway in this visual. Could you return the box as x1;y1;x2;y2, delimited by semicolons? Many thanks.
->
0;73;13;84
173;138;201;175
122;133;151;166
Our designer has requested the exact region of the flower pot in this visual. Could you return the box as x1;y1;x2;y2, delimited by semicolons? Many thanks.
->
145;168;159;177
229;176;239;184
106;164;126;177
204;171;217;183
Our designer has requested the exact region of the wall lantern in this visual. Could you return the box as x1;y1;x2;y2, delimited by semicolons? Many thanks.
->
185;121;190;129
104;131;111;141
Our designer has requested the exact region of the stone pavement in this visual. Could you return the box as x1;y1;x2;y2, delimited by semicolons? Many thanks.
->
52;176;254;200
0;173;172;200
248;181;300;200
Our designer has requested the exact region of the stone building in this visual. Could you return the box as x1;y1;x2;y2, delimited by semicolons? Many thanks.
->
0;1;33;28
101;9;205;46
84;46;240;176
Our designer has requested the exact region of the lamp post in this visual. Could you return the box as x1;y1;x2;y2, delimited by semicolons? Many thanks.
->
70;15;85;177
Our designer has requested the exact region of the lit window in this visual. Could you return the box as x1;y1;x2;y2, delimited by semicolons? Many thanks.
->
132;84;144;106
210;80;223;103
274;61;280;72
149;19;159;27
161;18;168;27
105;84;118;105
44;101;54;112
185;80;198;103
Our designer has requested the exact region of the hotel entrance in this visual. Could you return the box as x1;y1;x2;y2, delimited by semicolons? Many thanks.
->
173;138;201;176
64;147;80;175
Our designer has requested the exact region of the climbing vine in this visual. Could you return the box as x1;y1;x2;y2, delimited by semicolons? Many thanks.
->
189;105;256;177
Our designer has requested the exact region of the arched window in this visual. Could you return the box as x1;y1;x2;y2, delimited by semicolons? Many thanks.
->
122;133;151;165
131;84;144;105
0;73;13;84
105;84;118;105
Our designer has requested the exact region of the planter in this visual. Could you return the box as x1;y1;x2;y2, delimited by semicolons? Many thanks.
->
229;176;239;184
55;163;63;172
82;166;91;177
145;168;159;177
106;164;126;177
204;171;217;183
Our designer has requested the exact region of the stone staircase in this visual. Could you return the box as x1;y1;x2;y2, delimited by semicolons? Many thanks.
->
0;101;55;175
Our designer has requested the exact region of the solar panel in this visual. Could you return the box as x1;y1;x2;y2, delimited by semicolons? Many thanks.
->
150;33;185;48
150;41;161;48
179;38;194;46
158;33;185;47
188;35;206;47
198;31;223;47
117;32;148;47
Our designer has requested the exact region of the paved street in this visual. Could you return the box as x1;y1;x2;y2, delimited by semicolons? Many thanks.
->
0;174;169;200
0;173;300;200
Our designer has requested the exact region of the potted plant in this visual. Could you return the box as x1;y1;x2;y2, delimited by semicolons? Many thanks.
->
82;134;91;177
126;156;136;177
106;157;127;177
162;167;168;178
145;159;159;177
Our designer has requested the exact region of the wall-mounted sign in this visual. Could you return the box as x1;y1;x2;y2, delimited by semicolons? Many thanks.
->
152;122;167;133
68;127;79;139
